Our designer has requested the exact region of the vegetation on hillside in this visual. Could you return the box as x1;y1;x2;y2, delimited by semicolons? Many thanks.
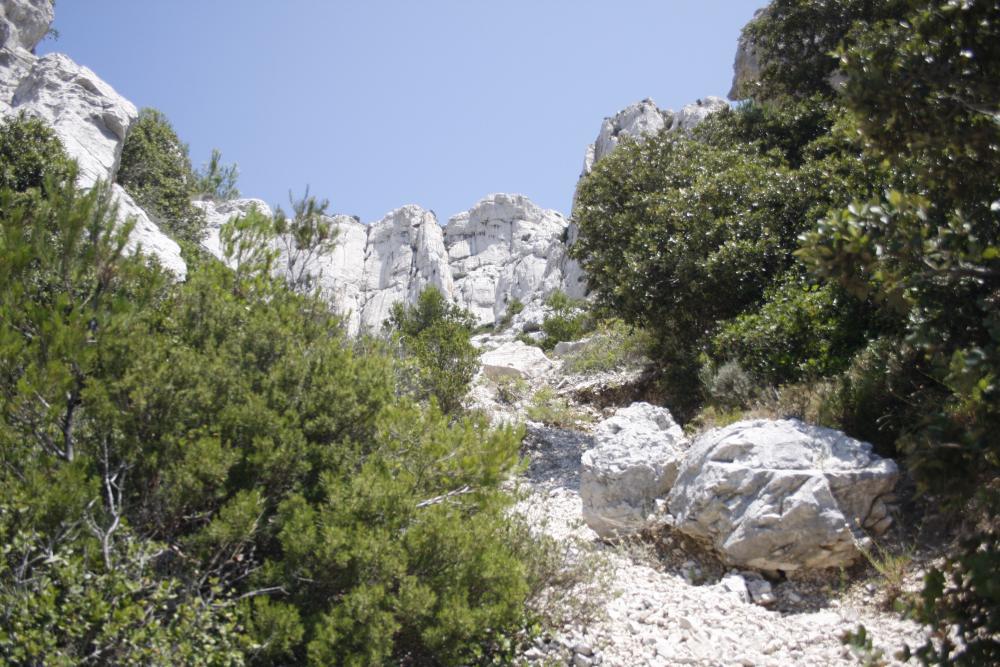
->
574;0;999;662
0;116;545;665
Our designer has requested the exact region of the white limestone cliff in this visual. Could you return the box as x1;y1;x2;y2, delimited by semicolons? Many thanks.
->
0;0;185;278
579;96;728;178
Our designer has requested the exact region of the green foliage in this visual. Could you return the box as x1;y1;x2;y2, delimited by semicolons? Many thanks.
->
496;297;525;331
698;359;755;411
526;387;591;429
388;286;480;415
0;114;74;194
0;128;542;664
194;148;240;201
740;0;903;101
117;107;205;243
273;187;337;293
539;290;593;351
561;319;652;375
713;275;876;386
909;497;1000;666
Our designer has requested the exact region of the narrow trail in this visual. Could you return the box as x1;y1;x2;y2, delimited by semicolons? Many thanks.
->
515;420;930;666
465;349;935;667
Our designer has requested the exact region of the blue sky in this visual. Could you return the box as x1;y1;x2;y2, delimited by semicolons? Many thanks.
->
42;1;762;223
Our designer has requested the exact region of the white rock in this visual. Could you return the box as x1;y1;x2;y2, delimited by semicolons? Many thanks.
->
12;53;137;188
194;197;274;264
667;419;899;571
113;184;186;279
579;96;727;180
717;573;750;603
0;0;52;53
580;403;689;538
554;337;590;356
445;193;580;325
359;204;453;331
481;341;554;381
673;96;729;132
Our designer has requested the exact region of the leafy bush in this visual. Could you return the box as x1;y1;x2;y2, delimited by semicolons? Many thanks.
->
0;130;545;663
539;290;593;351
0;114;74;194
712;276;876;386
561;319;652;375
698;360;755;411
117;107;205;243
387;286;480;414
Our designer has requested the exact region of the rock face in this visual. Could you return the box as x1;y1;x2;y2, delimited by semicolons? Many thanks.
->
481;341;554;381
0;0;53;53
579;96;728;178
198;193;586;333
0;1;185;277
728;8;766;100
667;419;899;572
581;403;689;538
445;193;585;323
12;53;137;188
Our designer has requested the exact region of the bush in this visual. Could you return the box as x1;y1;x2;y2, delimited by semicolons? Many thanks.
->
0;114;74;194
117;107;205;243
526;387;591;429
561;319;652;375
194;148;240;201
387;286;480;414
712;275;877;386
539;290;593;351
0;135;545;664
699;360;755;410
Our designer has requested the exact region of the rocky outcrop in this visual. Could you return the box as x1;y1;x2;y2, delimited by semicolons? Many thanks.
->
667;419;899;572
0;1;185;277
581;403;689;538
481;341;554;382
728;8;766;100
12;53;137;188
198;193;586;333
445;193;584;323
579;96;728;178
0;0;52;53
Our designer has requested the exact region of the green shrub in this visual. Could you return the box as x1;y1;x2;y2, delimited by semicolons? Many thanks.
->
495;375;529;405
712;276;876;386
0;137;544;664
699;359;755;410
539;290;593;351
117;107;205;243
526;387;590;429
194;148;240;201
0;114;74;194
387;286;480;414
562;319;652;375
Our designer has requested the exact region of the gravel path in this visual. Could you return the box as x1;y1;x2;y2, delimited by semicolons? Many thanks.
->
515;423;932;667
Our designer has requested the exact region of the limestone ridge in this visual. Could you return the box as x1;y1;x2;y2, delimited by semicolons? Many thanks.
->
2;0;726;329
0;1;187;278
198;193;586;334
579;96;729;179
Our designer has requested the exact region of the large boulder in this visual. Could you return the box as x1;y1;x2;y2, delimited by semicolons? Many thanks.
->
12;53;137;188
481;341;554;381
581;403;689;538
667;419;899;572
